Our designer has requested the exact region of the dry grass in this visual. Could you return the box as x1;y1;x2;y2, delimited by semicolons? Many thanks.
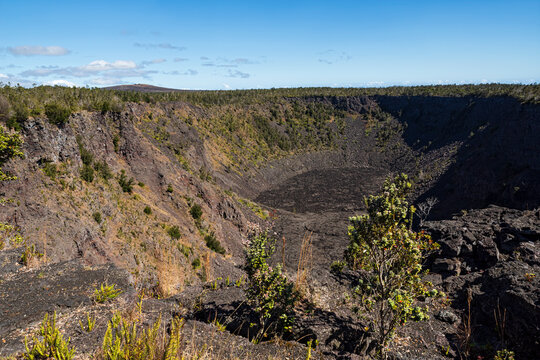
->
295;232;313;297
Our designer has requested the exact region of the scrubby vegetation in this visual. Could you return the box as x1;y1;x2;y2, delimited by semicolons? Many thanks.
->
345;174;440;358
93;283;122;303
23;312;75;360
245;231;298;341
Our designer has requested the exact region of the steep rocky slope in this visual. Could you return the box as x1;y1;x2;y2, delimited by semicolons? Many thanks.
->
0;88;538;359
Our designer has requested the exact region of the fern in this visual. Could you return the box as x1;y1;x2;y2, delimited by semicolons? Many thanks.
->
23;312;75;360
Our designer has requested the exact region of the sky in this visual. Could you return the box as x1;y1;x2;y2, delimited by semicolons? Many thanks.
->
0;0;539;90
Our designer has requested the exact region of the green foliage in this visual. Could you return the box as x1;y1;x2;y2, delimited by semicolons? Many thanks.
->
0;95;9;121
93;212;102;224
80;164;94;183
79;312;96;332
76;136;94;166
45;103;71;125
344;173;439;358
494;349;515;360
93;283;122;303
118;170;135;193
167;225;181;240
166;184;173;193
23;312;75;360
101;313;184;360
42;161;57;180
143;205;152;215
20;242;43;266
245;231;298;340
112;134;120;153
177;243;191;258
191;257;201;269
330;260;346;274
0;222;24;250
94;160;113;180
189;204;202;220
0;125;23;181
204;232;225;254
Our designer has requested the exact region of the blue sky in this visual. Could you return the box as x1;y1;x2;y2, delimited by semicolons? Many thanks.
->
0;0;538;89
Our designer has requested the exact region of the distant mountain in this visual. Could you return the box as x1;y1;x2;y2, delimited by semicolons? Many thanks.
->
102;83;182;92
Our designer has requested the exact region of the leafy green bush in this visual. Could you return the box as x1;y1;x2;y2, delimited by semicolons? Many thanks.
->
112;134;120;152
245;231;298;340
494;349;515;360
0;125;24;181
93;160;112;180
117;170;134;193
23;312;75;360
167;225;181;240
76;136;93;166
204;232;225;254
344;173;439;358
45;103;71;125
93;212;102;224
190;204;202;220
0;95;9;121
80;164;94;183
93;283;122;303
166;184;173;193
191;257;201;269
143;205;152;215
42;162;57;180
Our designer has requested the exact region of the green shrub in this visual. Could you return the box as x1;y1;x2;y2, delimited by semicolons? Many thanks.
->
245;231;298;340
93;283;122;303
76;136;94;166
494;349;515;360
23;312;75;360
117;170;134;193
138;181;145;187
92;212;102;224
80;164;94;183
204;232;225;255
20;242;43;267
177;244;191;258
166;184;173;193
330;260;346;274
143;205;152;215
167;225;181;240
344;173;439;358
191;258;201;269
112;134;120;153
190;204;202;220
13;102;30;124
42;162;57;180
0;95;9;121
45;103;71;125
93;160;112;180
0;125;24;181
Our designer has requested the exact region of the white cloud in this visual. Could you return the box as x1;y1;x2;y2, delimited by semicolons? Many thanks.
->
45;79;76;87
223;83;231;89
81;60;137;72
0;73;8;79
8;46;70;56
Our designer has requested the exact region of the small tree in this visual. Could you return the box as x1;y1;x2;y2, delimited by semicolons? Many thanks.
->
344;173;439;359
245;231;298;341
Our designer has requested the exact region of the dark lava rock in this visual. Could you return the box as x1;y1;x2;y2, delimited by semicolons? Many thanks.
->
435;309;459;324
